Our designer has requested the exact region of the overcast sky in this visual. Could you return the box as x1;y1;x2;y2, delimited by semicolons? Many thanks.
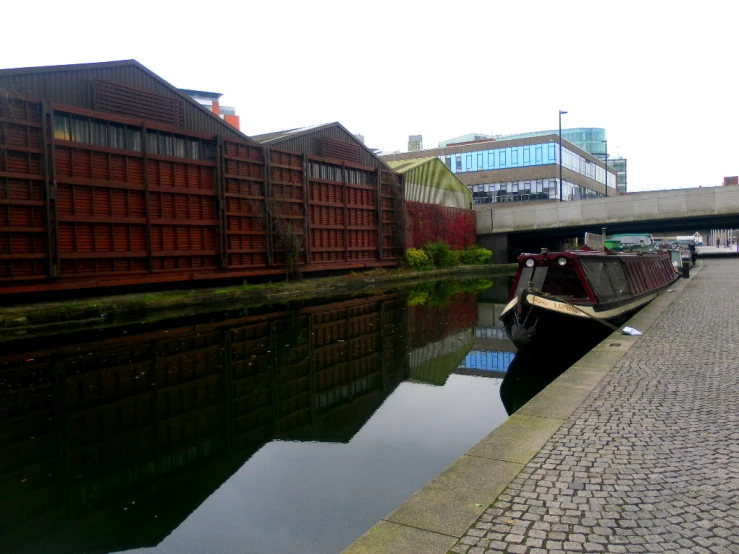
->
3;1;737;192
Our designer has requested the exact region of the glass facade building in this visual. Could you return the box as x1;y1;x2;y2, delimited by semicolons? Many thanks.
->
381;132;616;205
498;128;606;157
441;142;608;184
437;141;613;204
610;157;627;193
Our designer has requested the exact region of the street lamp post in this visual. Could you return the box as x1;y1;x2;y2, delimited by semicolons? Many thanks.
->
602;139;608;197
559;110;567;202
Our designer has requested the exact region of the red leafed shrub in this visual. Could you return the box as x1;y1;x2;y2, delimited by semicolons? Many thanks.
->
406;202;476;250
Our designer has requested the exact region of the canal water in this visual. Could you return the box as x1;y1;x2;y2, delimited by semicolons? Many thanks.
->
1;277;577;554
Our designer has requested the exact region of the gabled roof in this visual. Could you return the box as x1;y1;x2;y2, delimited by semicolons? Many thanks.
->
250;123;334;145
0;59;254;142
386;156;439;173
250;122;393;171
387;157;471;199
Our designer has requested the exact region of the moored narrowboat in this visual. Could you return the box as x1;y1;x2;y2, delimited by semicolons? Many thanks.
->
500;248;681;349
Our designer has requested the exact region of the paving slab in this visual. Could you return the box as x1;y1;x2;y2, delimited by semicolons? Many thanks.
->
516;382;593;419
466;414;565;465
343;520;457;554
385;455;522;538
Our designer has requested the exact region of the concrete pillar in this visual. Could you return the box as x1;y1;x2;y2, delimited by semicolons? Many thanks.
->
478;233;510;264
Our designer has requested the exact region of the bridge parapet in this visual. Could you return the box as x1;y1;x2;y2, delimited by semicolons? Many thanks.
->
476;187;739;234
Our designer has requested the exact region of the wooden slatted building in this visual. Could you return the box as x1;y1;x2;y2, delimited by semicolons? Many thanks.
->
0;61;405;295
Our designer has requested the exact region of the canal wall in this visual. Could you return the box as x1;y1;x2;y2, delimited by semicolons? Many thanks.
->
0;264;516;341
344;265;703;553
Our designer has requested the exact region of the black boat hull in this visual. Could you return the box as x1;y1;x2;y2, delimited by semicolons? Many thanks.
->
500;287;667;350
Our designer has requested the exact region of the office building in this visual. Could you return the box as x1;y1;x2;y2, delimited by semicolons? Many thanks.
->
381;134;617;204
499;127;628;193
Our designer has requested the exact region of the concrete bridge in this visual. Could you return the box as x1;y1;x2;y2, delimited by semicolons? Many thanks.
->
476;186;739;262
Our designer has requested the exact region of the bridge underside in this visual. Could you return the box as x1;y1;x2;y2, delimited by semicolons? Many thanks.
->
480;213;739;264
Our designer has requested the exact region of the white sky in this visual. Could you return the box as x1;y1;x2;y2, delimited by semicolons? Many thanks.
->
3;0;738;192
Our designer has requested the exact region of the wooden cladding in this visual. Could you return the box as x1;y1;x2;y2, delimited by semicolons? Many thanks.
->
321;137;360;164
94;80;185;126
0;98;405;294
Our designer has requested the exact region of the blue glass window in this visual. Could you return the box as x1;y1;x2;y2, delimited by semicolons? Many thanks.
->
500;150;506;167
455;155;462;172
523;147;530;164
512;148;519;166
466;153;472;170
477;152;483;169
535;146;542;163
548;143;555;162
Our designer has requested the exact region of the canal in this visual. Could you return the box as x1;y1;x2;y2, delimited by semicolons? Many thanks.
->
0;276;581;554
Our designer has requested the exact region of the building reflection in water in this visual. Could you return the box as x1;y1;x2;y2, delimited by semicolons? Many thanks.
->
0;285;512;554
456;301;516;380
0;294;409;553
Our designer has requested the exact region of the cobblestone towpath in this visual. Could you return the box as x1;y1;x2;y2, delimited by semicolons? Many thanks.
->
451;259;739;554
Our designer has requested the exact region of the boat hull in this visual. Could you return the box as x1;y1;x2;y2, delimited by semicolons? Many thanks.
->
500;285;670;350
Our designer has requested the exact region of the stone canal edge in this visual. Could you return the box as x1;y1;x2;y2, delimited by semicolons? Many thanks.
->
0;264;516;339
343;264;702;554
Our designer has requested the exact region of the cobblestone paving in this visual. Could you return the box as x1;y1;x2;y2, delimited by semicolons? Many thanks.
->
451;260;739;554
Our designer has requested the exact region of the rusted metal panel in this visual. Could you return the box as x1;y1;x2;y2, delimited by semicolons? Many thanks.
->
380;170;405;260
0;94;405;295
0;98;50;281
222;139;269;269
269;148;306;269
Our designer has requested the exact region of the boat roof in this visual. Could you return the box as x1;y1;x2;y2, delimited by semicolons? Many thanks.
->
516;248;667;263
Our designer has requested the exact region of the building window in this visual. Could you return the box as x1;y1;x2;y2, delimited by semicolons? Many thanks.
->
511;149;519;166
477;152;483;169
548;143;555;161
488;150;495;168
456;155;462;172
466;153;472;170
72;116;91;143
445;155;451;169
523;147;530;164
53;114;71;141
499;150;506;167
535;146;542;163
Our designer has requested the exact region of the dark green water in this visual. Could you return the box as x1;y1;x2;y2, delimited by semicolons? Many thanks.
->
1;279;535;554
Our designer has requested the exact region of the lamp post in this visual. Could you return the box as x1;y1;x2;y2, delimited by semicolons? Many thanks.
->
602;139;608;197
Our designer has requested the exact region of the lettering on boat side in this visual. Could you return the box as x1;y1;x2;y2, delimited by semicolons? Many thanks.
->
528;295;584;316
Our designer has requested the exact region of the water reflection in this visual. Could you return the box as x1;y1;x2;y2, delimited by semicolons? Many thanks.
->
0;282;512;554
500;333;609;415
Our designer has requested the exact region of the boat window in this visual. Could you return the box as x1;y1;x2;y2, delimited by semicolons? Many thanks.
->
604;258;631;297
541;266;586;298
617;235;653;246
514;267;534;297
531;266;548;292
580;259;616;301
